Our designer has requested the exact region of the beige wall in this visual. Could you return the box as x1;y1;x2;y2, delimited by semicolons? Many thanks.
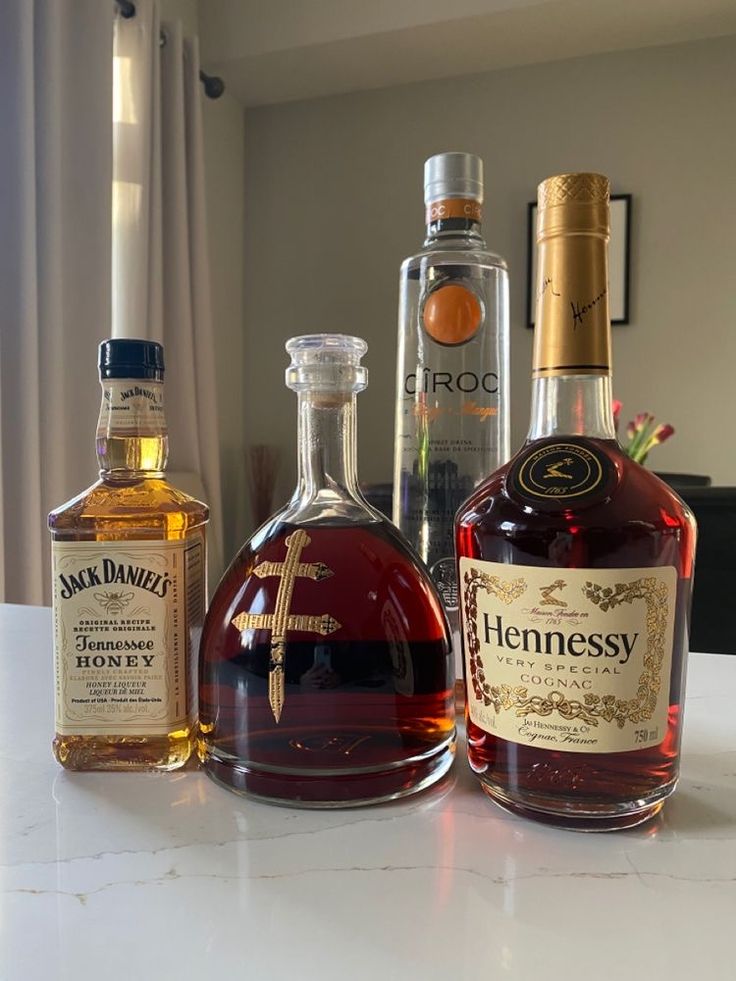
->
241;35;736;523
203;93;246;557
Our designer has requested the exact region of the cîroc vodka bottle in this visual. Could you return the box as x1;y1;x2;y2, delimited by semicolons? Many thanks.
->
393;152;509;678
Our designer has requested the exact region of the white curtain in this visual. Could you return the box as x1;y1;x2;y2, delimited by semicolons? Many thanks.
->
113;0;223;583
0;0;113;605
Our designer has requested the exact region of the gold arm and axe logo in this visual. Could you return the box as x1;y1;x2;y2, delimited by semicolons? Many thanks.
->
542;458;575;481
539;579;568;607
522;576;588;625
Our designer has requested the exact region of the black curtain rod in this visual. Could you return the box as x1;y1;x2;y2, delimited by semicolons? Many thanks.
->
114;0;225;99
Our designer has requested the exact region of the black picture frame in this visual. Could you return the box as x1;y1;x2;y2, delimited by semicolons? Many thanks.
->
526;193;632;327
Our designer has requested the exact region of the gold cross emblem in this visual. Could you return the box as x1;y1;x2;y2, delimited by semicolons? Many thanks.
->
231;529;341;723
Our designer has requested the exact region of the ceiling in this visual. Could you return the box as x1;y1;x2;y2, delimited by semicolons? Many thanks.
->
198;0;736;107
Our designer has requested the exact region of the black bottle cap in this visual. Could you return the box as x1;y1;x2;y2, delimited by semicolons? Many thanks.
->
98;339;165;380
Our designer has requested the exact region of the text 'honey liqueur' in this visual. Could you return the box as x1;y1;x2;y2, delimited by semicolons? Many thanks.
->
455;173;696;830
49;340;208;770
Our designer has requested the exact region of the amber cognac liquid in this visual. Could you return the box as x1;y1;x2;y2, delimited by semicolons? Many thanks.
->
200;520;454;804
457;441;694;829
455;174;696;830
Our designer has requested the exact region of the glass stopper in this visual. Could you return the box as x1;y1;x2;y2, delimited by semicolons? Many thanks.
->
285;334;368;394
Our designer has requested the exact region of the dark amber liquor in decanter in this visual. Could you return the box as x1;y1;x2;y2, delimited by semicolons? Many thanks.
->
200;335;455;806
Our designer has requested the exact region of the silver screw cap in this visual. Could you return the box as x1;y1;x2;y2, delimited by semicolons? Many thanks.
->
424;152;483;204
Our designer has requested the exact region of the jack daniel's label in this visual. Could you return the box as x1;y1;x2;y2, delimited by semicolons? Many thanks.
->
459;558;676;754
52;536;204;735
98;381;166;435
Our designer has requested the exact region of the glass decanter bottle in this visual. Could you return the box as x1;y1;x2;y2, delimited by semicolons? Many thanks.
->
200;334;455;806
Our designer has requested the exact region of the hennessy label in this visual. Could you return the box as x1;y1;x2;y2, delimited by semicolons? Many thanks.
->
459;558;677;754
52;535;205;736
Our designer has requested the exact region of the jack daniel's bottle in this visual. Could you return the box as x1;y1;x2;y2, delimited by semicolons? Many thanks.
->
456;174;696;830
200;335;455;806
393;152;509;682
49;340;208;770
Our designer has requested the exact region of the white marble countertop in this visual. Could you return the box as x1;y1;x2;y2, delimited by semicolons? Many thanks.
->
1;604;734;981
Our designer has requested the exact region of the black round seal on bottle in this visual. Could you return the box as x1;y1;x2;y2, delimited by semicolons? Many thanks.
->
507;437;617;509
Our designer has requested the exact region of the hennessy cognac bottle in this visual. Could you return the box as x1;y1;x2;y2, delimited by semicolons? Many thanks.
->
456;174;696;830
200;334;455;806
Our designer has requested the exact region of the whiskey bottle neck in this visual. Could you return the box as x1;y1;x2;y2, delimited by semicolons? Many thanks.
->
96;378;168;479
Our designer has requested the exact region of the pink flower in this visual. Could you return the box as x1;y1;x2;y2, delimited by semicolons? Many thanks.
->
633;411;653;432
650;423;675;446
617;403;675;464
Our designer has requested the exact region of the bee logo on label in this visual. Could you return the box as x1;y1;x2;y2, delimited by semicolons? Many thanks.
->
94;590;135;616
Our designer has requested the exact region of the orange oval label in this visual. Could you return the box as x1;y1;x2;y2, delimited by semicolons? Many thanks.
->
422;284;483;346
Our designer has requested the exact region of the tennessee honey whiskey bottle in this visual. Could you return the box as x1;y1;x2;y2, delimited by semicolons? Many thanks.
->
49;340;208;770
200;334;455;806
393;152;509;684
456;174;696;830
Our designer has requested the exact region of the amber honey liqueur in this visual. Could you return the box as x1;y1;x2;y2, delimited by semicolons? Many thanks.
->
48;340;208;771
455;174;696;830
